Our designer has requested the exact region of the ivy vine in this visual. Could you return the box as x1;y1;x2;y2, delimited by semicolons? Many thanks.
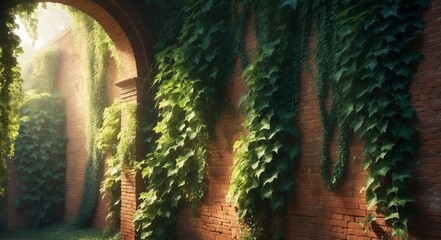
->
311;0;352;190
13;92;66;227
67;9;117;227
13;47;66;227
228;1;309;239
0;0;37;197
336;0;427;238
97;100;137;230
134;0;234;238
0;0;429;239
97;101;121;229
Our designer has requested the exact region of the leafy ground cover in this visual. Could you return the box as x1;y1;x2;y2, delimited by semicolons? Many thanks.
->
0;224;119;240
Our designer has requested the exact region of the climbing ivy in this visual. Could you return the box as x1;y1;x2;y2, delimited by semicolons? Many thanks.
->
98;100;137;230
21;48;62;92
97;101;121;229
116;103;137;167
229;1;309;239
336;0;427;238
311;0;352;190
13;91;66;227
12;47;66;227
0;0;429;239
134;0;234;238
67;9;117;227
0;0;37;197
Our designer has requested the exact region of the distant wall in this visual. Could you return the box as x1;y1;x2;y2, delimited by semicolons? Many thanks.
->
55;29;119;228
6;28;118;230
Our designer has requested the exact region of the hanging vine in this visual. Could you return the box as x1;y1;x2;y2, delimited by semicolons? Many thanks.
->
336;0;427;238
97;101;121;229
134;0;234;239
0;0;37;197
229;1;309;239
97;100;137;230
311;0;352;190
67;9;117;227
0;0;430;239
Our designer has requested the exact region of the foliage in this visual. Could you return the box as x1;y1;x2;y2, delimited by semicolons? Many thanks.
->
97;100;137;229
97;100;121;229
0;0;428;239
0;0;37;198
336;0;427;238
311;0;352;190
228;1;309;239
67;8;116;227
116;103;137;166
13;91;66;227
134;0;234;238
12;46;66;227
21;47;61;92
0;224;111;240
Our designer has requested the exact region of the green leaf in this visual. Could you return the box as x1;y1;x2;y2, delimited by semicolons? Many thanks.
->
371;161;392;177
264;172;278;185
270;195;285;210
366;189;377;210
279;179;293;192
201;0;213;12
380;5;398;19
351;115;364;132
282;0;298;9
259;184;273;200
366;175;381;191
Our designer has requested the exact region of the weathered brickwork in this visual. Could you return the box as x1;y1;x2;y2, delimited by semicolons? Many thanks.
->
4;0;441;239
120;171;140;240
410;1;441;239
6;28;118;229
173;2;441;240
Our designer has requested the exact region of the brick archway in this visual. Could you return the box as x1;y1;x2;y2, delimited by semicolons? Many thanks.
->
6;1;151;238
43;0;152;78
41;1;152;236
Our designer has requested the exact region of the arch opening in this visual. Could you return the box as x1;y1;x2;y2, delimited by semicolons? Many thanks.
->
6;0;152;231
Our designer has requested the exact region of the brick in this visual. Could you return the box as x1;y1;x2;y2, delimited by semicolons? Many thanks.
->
8;1;441;240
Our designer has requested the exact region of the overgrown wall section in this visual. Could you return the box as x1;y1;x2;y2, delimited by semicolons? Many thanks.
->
55;29;119;229
6;28;118;230
172;2;441;239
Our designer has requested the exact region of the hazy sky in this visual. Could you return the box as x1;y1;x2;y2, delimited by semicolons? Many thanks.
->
16;3;71;64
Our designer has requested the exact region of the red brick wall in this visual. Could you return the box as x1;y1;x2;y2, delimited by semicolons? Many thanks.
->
55;29;118;228
411;1;441;239
120;171;137;240
174;13;254;239
55;29;89;224
5;1;441;238
172;2;441;240
6;28;118;229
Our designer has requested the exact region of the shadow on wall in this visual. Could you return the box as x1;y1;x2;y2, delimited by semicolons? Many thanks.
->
175;207;203;240
0;196;6;231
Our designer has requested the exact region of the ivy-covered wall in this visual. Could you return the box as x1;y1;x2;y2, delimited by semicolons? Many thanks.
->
169;3;441;240
3;0;441;239
6;27;119;230
54;28;120;229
